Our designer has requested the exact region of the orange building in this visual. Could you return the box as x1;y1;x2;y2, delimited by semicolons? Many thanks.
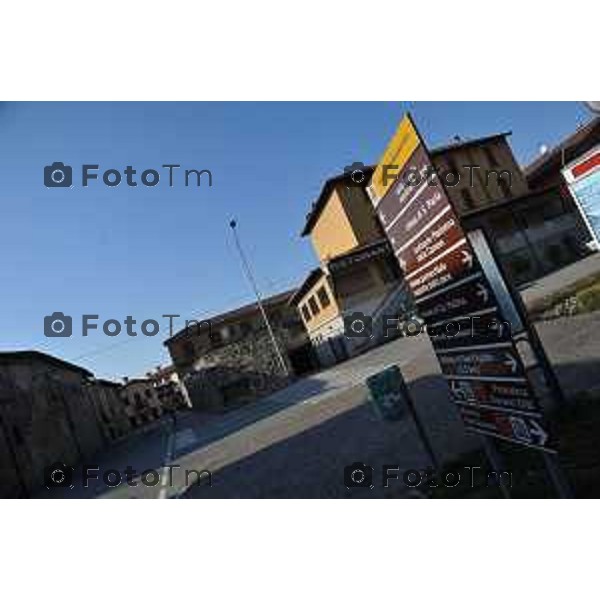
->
291;168;410;366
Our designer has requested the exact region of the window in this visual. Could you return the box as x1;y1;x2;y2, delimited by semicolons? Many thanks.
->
317;286;331;308
240;321;252;335
308;296;320;316
301;305;312;322
461;188;475;211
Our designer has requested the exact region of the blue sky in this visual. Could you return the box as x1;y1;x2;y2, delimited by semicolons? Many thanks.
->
0;101;592;379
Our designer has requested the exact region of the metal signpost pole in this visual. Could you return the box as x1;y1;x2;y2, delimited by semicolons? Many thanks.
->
366;112;573;498
480;435;512;499
469;228;573;498
402;389;443;475
367;365;443;478
229;219;290;377
542;453;573;499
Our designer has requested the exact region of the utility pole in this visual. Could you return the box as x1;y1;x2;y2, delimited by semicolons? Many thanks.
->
229;219;290;377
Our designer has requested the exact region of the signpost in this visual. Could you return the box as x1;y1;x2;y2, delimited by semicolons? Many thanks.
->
366;365;442;473
367;113;558;457
366;365;408;422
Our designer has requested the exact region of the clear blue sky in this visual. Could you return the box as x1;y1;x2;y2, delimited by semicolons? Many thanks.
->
0;101;592;379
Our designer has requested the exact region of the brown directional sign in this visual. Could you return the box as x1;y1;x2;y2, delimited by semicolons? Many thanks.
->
448;378;538;413
438;345;523;379
416;274;494;323
368;113;554;451
427;310;512;351
458;404;550;449
405;239;479;299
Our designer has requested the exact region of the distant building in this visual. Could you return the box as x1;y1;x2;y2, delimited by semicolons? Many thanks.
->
147;365;192;412
458;122;600;285
292;168;410;366
164;290;313;411
0;351;105;497
120;378;164;427
86;379;130;444
292;131;557;361
0;349;191;497
429;132;530;215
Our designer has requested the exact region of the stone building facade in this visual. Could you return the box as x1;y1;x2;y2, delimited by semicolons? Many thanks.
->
147;365;191;412
0;350;187;497
0;351;105;497
120;378;164;427
164;290;313;410
86;379;130;444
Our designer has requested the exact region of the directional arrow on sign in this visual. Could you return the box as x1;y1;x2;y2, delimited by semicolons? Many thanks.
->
476;282;489;303
529;419;549;445
461;249;473;269
503;352;518;374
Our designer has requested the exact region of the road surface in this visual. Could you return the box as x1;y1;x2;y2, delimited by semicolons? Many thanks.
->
38;310;600;498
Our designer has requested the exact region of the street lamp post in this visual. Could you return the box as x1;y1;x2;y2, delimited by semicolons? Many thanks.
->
229;219;290;377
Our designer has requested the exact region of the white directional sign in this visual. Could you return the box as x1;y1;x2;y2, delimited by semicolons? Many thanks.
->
562;143;600;250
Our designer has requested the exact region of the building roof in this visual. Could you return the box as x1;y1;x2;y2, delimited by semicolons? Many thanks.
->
300;134;515;239
429;132;512;157
288;267;325;306
524;116;600;186
96;378;123;388
301;166;375;237
164;288;297;345
0;350;93;378
123;377;153;387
